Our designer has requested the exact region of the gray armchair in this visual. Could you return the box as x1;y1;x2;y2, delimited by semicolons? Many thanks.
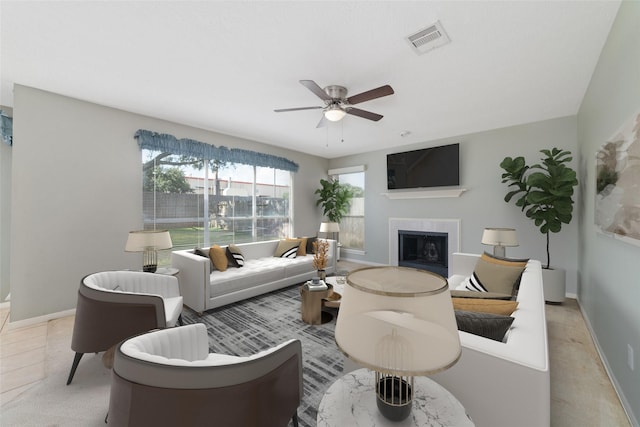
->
107;323;303;427
66;270;183;385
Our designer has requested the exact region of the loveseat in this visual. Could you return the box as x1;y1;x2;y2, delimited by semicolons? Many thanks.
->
171;239;336;314
430;252;550;427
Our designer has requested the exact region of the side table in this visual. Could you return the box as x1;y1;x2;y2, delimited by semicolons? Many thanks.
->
317;368;474;427
300;283;332;324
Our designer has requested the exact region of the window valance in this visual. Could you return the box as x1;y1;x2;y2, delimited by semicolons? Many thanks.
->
134;129;299;172
1;111;12;146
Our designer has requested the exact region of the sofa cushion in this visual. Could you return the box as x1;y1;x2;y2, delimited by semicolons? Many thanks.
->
209;245;228;271
455;310;515;342
306;237;317;254
274;240;300;258
289;237;307;256
226;244;244;268
209;258;287;296
465;252;527;295
452;298;519;316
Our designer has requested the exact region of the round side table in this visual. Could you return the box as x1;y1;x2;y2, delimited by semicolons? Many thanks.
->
317;368;474;427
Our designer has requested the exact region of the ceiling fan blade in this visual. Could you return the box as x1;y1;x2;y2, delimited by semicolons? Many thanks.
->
274;106;323;113
300;80;331;101
347;108;383;121
316;115;328;128
346;85;394;105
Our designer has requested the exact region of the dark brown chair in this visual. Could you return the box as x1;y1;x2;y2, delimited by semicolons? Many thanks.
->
107;323;303;427
66;271;183;385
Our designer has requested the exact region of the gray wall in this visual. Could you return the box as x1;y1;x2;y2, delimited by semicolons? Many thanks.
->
577;1;640;424
0;106;12;303
9;85;327;321
330;116;579;294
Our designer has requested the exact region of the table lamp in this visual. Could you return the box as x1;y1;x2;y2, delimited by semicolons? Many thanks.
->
481;227;518;257
335;266;461;421
125;230;173;273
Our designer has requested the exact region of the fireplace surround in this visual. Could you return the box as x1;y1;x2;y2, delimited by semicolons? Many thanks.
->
389;218;460;277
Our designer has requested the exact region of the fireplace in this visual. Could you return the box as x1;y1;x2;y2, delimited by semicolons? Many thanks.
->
389;218;460;278
398;230;448;276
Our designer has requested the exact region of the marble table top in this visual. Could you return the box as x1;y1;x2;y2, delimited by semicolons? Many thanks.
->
317;368;474;427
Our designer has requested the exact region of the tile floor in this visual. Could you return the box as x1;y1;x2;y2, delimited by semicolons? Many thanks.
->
0;298;632;426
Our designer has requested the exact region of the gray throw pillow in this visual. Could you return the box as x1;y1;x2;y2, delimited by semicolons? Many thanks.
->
454;310;515;342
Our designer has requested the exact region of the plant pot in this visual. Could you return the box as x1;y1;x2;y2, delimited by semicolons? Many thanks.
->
542;267;565;304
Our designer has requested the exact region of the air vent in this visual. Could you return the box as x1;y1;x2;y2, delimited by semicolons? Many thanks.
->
407;21;450;55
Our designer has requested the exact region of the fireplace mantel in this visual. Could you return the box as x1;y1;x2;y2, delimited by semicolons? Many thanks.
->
381;188;467;200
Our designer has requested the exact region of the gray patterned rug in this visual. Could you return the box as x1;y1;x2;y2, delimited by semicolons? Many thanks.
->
181;285;344;427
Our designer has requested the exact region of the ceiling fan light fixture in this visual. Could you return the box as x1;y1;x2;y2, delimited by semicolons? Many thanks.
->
324;105;346;122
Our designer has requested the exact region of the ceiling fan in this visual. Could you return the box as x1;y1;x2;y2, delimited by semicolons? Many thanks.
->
274;80;394;127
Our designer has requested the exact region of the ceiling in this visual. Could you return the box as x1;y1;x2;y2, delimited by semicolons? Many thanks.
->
0;1;621;159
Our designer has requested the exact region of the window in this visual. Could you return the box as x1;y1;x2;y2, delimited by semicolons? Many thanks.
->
333;169;365;251
142;149;293;267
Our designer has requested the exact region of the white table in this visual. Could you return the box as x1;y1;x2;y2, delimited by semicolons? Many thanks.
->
317;368;474;427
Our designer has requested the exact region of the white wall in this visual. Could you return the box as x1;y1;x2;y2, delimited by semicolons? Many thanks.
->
329;116;579;294
9;85;327;322
577;1;640;424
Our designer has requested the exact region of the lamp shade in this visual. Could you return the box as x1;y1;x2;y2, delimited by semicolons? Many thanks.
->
319;222;340;233
481;228;518;247
125;230;173;252
335;266;461;376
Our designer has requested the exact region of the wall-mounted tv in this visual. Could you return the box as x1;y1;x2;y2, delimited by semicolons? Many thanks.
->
387;143;459;190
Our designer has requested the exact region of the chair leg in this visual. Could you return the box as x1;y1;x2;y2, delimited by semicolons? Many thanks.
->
291;412;299;427
66;352;84;385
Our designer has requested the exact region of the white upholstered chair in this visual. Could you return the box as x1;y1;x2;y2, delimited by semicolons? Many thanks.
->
107;323;303;427
66;270;183;385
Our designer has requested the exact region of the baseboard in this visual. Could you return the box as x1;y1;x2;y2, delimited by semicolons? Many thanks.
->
6;308;76;330
339;256;384;266
566;292;577;299
577;298;638;427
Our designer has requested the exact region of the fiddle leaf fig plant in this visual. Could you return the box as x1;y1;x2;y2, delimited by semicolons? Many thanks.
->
500;148;578;269
314;178;353;223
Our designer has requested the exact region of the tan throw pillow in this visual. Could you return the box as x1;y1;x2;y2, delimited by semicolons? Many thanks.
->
209;245;228;271
465;252;528;295
287;237;306;256
274;239;300;258
452;298;519;316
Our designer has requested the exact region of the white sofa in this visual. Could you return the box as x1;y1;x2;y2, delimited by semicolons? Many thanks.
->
430;253;550;427
171;239;336;314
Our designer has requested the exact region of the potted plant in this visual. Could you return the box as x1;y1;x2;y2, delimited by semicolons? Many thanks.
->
500;148;578;302
312;239;329;281
314;178;353;224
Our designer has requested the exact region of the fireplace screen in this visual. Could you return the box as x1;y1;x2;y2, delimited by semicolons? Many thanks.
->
398;230;448;277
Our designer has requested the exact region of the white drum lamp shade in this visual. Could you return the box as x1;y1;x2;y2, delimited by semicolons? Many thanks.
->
319;222;340;233
481;228;518;257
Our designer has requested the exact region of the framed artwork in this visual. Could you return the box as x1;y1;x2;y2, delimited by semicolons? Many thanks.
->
595;111;640;246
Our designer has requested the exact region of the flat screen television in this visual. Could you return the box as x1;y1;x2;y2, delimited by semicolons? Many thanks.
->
387;143;459;190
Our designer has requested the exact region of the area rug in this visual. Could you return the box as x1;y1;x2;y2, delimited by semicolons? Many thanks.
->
1;284;343;427
181;285;344;427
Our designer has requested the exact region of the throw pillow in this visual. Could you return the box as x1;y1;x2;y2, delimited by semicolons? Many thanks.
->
452;298;519;316
194;247;215;270
274;239;300;258
226;244;245;268
455;310;515;342
450;290;513;300
287;237;306;256
209;245;228;271
465;252;528;295
306;236;317;254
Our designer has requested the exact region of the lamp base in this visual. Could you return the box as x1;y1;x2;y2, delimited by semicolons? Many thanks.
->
143;264;157;273
376;375;413;422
